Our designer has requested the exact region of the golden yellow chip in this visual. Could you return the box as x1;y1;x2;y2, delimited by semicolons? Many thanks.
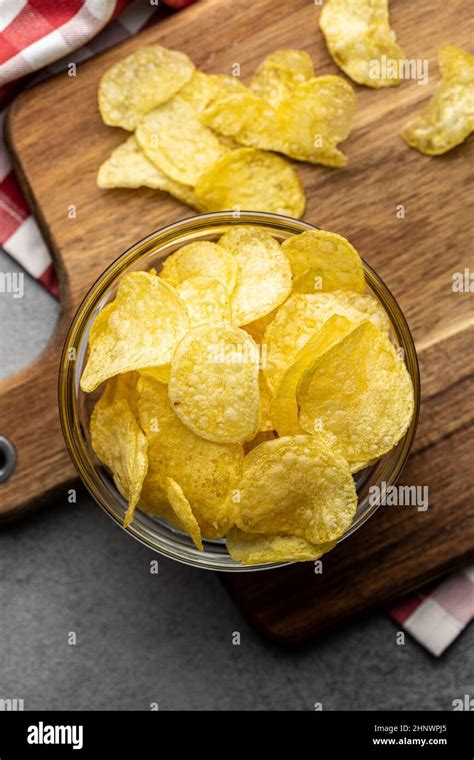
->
137;377;243;538
95;371;140;416
218;226;292;325
98;45;195;130
168;324;260;444
243;429;276;455
319;0;405;88
401;45;474;155
80;271;188;392
139;365;170;384
160;241;238;294
90;398;148;528
272;315;354;436
226;435;357;543
263;290;389;393
201;90;277;149
282;230;365;293
165;477;203;551
275;76;357;166
227;528;336;564
135;97;228;185
258;373;274;432
179;70;247;114
195;147;305;218
250;49;315;107
243;309;277;344
176;277;231;327
297;321;414;460
97;136;196;207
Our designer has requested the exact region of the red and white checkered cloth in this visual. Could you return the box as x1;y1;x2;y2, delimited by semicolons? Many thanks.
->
0;1;472;656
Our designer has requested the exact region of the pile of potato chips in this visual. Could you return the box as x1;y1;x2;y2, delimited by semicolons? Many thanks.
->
80;226;415;565
97;44;360;216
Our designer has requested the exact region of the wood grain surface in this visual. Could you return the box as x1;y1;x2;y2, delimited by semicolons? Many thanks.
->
1;0;472;640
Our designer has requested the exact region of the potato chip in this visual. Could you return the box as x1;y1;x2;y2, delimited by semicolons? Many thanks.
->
179;70;247;114
226;435;357;543
227;528;336;564
218;227;292;325
250;49;315;107
168;324;260;443
135;97;228;185
137;377;243;538
139;470;178;524
297;321;414;460
95;371;140;416
98;45;195;130
319;0;405;88
243;429;276;455
160;241;238;294
176;277;232;326
165;477;203;551
282;230;365;293
201;90;277;149
80;271;188;392
401;45;474;155
243;309;277;344
271;315;354;436
97;136;196;207
275;76;357;166
90;398;148;527
195;148;305;218
258;373;274;432
139;365;170;384
263;290;389;393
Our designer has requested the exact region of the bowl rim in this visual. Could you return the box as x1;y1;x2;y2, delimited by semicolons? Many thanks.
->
58;211;420;572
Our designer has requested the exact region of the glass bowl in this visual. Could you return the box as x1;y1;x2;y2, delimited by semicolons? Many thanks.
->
59;211;420;572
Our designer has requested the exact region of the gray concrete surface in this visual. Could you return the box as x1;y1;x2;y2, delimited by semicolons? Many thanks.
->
0;251;472;711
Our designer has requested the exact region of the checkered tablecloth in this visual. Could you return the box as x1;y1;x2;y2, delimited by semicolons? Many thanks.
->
0;0;472;656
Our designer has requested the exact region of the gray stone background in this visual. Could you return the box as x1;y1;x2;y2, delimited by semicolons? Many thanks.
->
0;249;472;711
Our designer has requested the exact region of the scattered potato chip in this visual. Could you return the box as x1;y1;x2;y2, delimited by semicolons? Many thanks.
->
401;45;474;155
297;321;414;460
227;528;336;564
136;97;228;185
263;290;389;393
137;377;243;538
176;276;232;326
218;226;292;325
165;477;203;551
179;70;247;114
227;435;357;543
90;398;148;527
97;136;196;207
80;272;188;392
282;230;365;293
201;89;277;149
160;241;238;294
98;45;195;130
319;0;405;88
275;76;357;166
271;315;354;436
250;49;315;107
195;147;306;218
168;324;260;443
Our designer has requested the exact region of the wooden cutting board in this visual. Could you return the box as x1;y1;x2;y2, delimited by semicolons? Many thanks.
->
2;0;473;642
